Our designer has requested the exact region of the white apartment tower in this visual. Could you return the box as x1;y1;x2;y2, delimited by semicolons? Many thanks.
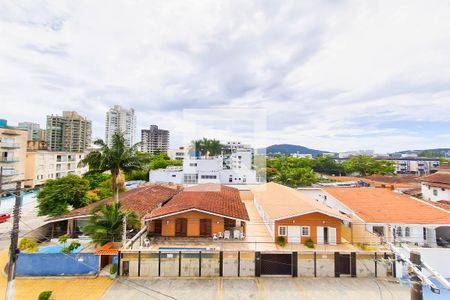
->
105;105;136;148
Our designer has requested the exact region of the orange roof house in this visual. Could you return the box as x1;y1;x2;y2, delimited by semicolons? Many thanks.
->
251;182;353;245
304;187;450;247
144;184;249;238
419;172;450;202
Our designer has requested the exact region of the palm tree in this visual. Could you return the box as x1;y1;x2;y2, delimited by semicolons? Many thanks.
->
80;132;145;203
208;139;223;157
81;202;140;245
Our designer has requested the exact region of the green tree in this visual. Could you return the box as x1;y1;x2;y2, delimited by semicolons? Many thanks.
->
342;155;395;176
80;132;145;203
37;175;90;217
312;155;345;175
189;138;223;157
83;173;112;189
288;167;318;186
82;203;140;245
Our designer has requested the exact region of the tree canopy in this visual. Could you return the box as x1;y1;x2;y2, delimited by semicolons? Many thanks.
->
342;155;395;176
81;202;140;245
80;132;145;203
189;138;223;157
37;175;90;217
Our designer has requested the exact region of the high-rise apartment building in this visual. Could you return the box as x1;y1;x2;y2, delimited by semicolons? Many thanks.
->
141;125;169;154
46;111;92;152
105;105;136;148
18;122;46;141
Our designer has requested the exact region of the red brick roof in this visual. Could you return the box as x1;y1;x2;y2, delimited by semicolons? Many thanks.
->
95;242;119;255
323;187;450;224
145;184;249;221
420;173;450;189
48;184;181;222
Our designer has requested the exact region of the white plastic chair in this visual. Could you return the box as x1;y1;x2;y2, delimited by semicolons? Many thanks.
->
212;233;218;240
233;230;240;239
218;232;224;239
240;232;245;240
224;230;230;240
144;238;150;248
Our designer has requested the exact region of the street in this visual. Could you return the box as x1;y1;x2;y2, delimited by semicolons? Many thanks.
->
0;192;46;251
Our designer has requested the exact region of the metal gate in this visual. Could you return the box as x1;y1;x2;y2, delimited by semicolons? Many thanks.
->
334;252;356;277
259;253;293;276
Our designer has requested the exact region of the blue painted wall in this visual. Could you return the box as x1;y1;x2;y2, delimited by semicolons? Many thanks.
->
16;253;99;276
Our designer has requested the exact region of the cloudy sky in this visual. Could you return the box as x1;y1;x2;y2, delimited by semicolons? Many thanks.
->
1;0;450;153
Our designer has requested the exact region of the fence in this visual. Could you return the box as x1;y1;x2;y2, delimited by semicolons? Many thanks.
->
16;253;99;276
119;250;395;278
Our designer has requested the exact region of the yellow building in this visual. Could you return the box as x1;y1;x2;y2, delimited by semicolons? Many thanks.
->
0;121;27;190
25;150;89;188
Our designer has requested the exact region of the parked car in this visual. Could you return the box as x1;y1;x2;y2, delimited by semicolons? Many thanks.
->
0;213;11;223
436;237;450;248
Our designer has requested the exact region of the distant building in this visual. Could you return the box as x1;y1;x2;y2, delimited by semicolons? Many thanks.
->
167;147;188;161
0;120;28;190
150;141;257;185
420;173;450;201
291;153;313;159
105;105;136;148
46;111;92;152
17;122;46;141
25;151;89;188
141;125;169;154
338;150;374;158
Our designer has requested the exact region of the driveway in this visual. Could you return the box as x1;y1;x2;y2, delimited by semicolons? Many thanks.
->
102;277;409;300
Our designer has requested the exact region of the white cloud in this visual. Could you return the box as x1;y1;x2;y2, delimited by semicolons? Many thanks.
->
1;0;450;152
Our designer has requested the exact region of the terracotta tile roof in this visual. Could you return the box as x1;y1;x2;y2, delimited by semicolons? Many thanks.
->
420;173;450;189
252;182;353;221
326;176;418;189
146;184;249;221
323;187;450;224
48;184;181;222
95;242;119;255
423;200;450;212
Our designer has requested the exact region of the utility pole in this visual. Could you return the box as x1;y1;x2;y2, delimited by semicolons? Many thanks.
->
5;181;23;300
410;251;423;300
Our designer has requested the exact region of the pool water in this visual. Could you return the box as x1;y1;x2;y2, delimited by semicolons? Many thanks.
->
38;244;83;254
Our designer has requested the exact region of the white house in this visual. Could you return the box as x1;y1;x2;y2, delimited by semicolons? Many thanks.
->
420;172;450;201
299;187;450;247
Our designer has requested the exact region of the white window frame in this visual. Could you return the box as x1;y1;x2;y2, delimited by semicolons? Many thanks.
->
301;226;310;236
278;226;287;236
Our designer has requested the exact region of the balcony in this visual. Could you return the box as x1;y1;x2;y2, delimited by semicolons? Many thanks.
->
1;143;20;149
0;158;19;163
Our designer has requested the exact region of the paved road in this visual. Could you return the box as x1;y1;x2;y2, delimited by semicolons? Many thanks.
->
0;192;47;250
102;277;410;300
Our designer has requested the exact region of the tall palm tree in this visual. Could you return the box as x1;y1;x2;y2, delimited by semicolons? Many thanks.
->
80;132;144;203
208;139;223;157
81;203;140;245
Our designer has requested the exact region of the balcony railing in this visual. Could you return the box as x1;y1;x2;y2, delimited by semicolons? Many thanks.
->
0;158;18;163
1;143;20;149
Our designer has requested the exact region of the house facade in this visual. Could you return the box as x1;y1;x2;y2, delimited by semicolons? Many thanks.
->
300;187;450;247
420;172;450;201
252;182;352;245
145;185;249;238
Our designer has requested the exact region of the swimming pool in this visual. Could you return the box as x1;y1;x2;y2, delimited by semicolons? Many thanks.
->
159;247;213;251
38;244;83;254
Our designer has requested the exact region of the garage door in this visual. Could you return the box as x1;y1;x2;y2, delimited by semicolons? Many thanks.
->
288;226;301;244
260;253;292;275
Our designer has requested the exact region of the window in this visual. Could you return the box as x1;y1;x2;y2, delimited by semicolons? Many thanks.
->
171;174;176;177
405;227;410;237
423;227;427;241
301;226;310;236
433;189;438;196
189;163;197;167
396;227;402;237
200;175;217;179
278;226;287;236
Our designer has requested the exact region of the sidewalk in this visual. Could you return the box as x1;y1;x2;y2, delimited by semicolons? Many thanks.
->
0;251;113;300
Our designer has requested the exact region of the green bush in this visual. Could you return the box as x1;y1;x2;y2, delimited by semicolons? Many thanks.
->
38;291;52;300
18;238;38;253
61;240;81;253
304;238;314;249
110;263;117;274
276;236;286;247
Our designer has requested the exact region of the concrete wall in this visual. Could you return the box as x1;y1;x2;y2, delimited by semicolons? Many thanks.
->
415;248;450;278
275;212;342;244
16;253;98;276
298;253;315;277
315;253;335;277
